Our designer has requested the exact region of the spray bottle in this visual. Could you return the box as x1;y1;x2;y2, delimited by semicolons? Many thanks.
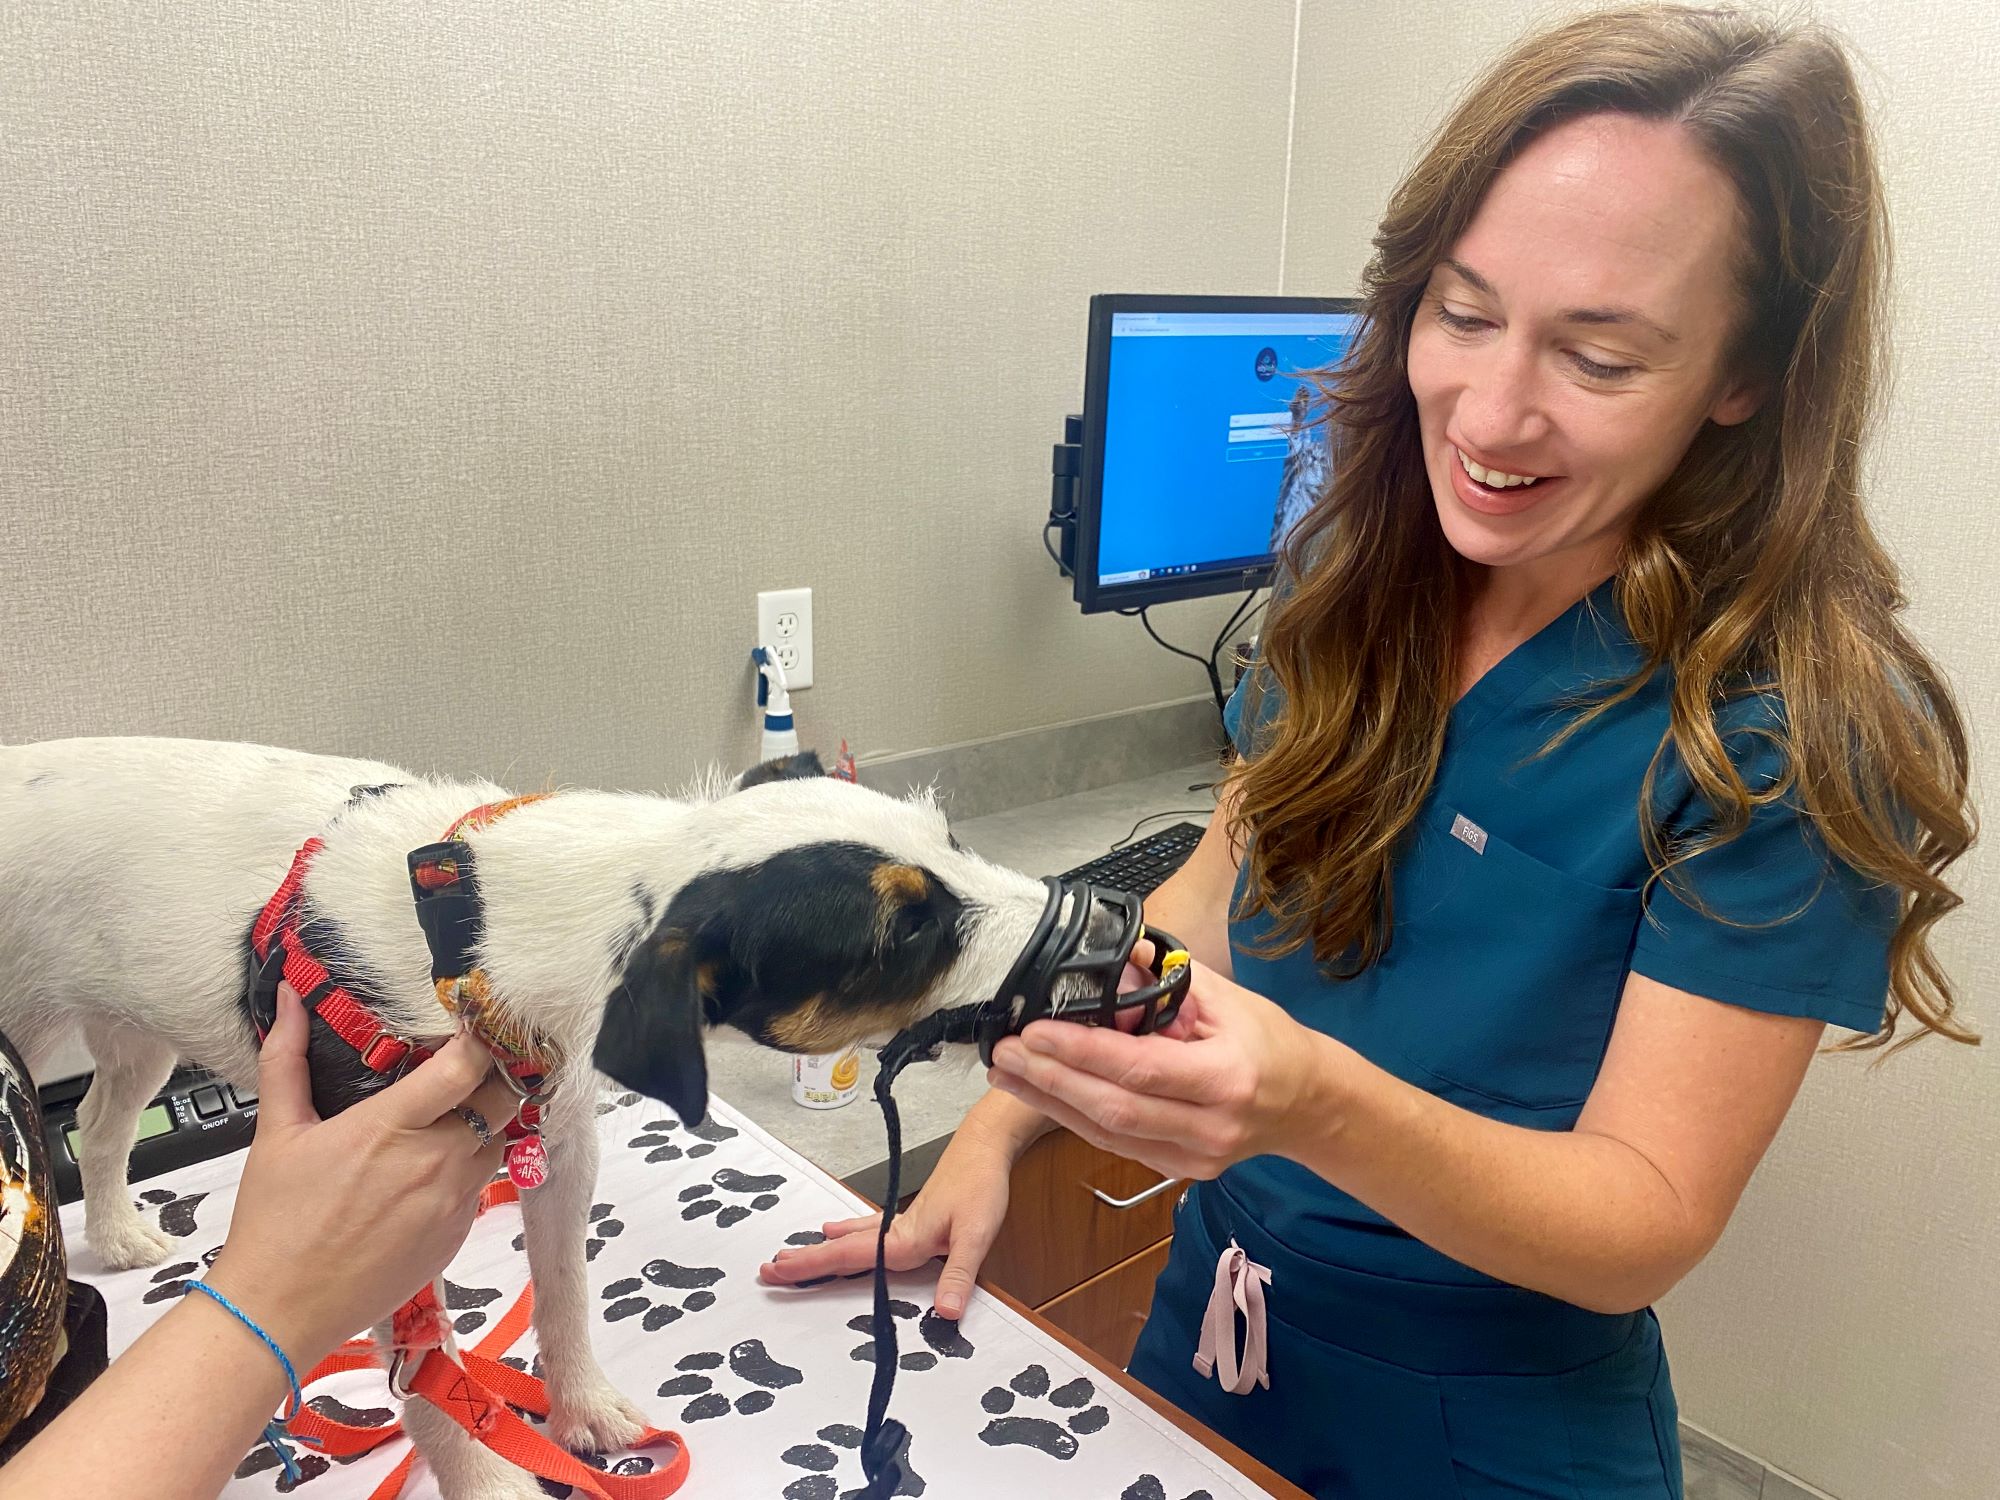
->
750;646;799;759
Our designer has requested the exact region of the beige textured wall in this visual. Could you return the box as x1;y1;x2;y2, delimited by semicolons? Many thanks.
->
1284;5;1999;1499
6;4;1994;1495
1;0;1280;788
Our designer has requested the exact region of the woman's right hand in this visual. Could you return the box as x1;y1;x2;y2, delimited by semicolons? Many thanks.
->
757;1120;1018;1319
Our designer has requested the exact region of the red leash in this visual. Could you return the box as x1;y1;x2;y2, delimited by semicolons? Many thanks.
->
289;1182;690;1500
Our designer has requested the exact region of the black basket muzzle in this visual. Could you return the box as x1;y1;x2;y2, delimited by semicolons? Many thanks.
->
879;876;1192;1073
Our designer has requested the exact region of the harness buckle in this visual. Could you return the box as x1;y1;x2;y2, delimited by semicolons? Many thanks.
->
361;1033;415;1071
387;1348;419;1400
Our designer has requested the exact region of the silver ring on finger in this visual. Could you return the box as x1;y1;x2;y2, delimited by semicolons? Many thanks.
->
454;1105;493;1148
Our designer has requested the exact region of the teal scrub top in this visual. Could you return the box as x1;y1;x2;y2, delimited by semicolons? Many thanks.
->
1218;579;1896;1283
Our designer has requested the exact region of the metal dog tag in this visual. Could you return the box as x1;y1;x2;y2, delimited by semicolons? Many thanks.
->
506;1134;550;1190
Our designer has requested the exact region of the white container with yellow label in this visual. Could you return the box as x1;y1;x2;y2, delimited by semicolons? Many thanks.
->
790;1044;862;1109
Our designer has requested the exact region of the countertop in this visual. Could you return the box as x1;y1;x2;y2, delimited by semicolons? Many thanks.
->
700;761;1221;1195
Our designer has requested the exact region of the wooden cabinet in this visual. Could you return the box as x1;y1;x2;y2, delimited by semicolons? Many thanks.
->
979;1128;1179;1364
1041;1239;1174;1370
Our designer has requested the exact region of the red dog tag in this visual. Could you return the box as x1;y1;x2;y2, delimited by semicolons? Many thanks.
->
506;1134;550;1190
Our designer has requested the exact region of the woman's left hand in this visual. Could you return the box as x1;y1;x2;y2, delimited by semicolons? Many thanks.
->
986;957;1330;1181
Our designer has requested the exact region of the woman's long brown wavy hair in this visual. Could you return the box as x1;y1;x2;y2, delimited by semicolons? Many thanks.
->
1229;4;1976;1052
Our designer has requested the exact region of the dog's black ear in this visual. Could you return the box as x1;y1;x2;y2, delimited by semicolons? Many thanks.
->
732;750;827;791
596;928;713;1126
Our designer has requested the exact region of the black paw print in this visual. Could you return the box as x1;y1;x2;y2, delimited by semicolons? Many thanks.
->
780;1423;927;1499
141;1245;223;1304
601;1258;725;1331
234;1445;330;1491
655;1340;803;1423
846;1300;974;1372
229;1393;388;1492
445;1277;503;1336
513;1201;625;1258
976;1365;1110;1461
1121;1479;1213;1500
537;1451;661;1499
596;1091;645;1116
586;1202;626;1261
135;1186;208;1238
307;1394;395;1429
678;1167;786;1228
627;1114;740;1163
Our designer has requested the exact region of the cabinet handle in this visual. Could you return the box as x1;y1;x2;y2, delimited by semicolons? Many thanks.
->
1089;1175;1181;1210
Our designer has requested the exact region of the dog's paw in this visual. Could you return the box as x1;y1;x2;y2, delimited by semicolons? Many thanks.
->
546;1381;648;1456
89;1214;177;1271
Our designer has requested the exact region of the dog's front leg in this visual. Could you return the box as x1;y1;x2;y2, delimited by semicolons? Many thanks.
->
385;1287;544;1500
520;1086;649;1454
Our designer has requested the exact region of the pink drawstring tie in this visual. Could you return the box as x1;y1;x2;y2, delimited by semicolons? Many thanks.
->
1193;1238;1272;1394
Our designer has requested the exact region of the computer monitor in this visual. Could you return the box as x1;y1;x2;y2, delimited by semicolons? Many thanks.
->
1072;293;1364;613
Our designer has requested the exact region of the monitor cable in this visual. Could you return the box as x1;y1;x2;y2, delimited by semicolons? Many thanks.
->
1120;588;1265;732
1110;808;1212;851
1041;521;1066;572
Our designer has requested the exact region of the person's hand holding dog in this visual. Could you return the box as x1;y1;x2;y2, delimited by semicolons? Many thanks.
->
0;984;519;1500
205;981;517;1367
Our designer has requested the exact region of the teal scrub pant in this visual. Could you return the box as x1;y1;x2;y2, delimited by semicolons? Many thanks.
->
1128;1184;1683;1499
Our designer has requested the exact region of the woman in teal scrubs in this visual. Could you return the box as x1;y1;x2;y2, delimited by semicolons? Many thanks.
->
764;9;1977;1496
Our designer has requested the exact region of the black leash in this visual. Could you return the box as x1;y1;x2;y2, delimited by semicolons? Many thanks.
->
854;1019;956;1499
847;889;1192;1499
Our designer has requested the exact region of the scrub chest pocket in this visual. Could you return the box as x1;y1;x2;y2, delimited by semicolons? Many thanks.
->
1381;802;1644;1112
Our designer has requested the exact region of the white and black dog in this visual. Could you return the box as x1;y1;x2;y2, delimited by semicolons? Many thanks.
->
0;736;1077;1499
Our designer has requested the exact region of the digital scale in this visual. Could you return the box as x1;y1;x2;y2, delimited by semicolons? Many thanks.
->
37;1065;260;1205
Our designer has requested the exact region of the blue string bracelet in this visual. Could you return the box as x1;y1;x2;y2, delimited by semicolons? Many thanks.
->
183;1279;307;1481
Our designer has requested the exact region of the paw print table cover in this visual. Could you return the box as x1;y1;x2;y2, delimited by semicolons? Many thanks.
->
61;1091;1276;1500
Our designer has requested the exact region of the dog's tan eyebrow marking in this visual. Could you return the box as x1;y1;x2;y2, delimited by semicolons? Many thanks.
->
870;863;932;947
871;863;930;904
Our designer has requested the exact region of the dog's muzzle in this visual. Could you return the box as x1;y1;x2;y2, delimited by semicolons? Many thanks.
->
879;876;1192;1073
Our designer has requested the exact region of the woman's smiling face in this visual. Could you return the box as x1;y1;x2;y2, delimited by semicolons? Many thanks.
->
1405;112;1764;587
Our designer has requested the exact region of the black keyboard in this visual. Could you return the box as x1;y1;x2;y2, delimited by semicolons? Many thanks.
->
1057;820;1206;898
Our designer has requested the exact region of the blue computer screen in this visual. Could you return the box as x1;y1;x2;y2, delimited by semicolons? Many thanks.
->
1096;310;1362;587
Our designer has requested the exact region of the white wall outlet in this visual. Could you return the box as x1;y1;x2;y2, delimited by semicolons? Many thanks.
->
755;587;814;689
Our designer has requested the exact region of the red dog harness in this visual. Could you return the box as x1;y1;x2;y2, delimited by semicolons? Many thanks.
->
247;794;690;1499
249;795;557;1183
250;834;434;1073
